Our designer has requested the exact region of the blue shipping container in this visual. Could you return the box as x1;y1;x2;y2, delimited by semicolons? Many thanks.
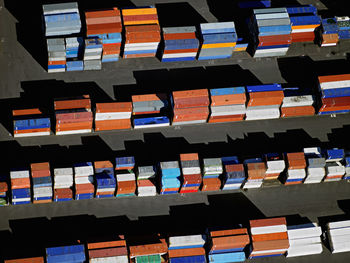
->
247;84;282;93
210;87;245;96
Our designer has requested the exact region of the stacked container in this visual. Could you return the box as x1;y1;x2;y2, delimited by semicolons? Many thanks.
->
87;235;128;263
327;220;350;253
208;228;250;262
264;153;285;181
83;38;103;70
336;16;350;40
95;102;132;131
172;89;210;125
179;153;202;193
284;152;306;185
161;26;200;62
137;165;157;196
168;234;207;263
249;217;289;258
115;157;137;197
242;158;266;189
319;18;339;47
201;158;222;192
65;37;84;71
286;222;323;257
94;161;116;198
198;22;237;60
132;94;170;129
42;2;81;36
245;84;283;120
53;166;74;202
10;167;31;205
31;162;52;204
248;8;292;57
324;148;345;182
128;234;168;263
281;95;315;117
222;156;246;190
122;7;161;58
287;5;321;43
54;95;93;135
47;38;66;73
74;162;94;200
85;8;122;63
234;37;249;52
344;157;350;180
318;74;350;115
209;87;246;123
159;161;181;194
303;147;326;184
46;245;86;263
12;108;51;137
0;176;9;206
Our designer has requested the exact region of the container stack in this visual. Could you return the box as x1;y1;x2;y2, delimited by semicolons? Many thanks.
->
122;7;161;58
168;234;207;263
318;74;350;115
159;161;181;194
303;147;326;184
201;158;223;192
344;157;350;180
137;165;157;196
42;2;81;37
281;95;315;117
65;37;84;71
319;18;339;47
46;245;86;263
128;234;168;263
286;222;323;257
74;162;95;200
54;95;93;135
10;168;31;205
115;157;137;197
87;235;128;263
324;148;345;182
0;176;9;206
234;37;249;52
284;152;306;185
85;8;122;63
198;22;237;60
53;166;74;202
242;158;266;189
248;8;292;58
287;5;321;43
161;26;200;62
336;16;350;40
94;161;116;198
13;108;51;138
327;220;350;253
83;38;103;70
208;228;250;262
47;38;66;73
132;94;170;129
209;87;246;123
245;84;283;120
222;156;246;190
31;162;52;204
179;153;202;193
264;153;285;181
249;217;289;259
172;89;210;125
95;102;132;131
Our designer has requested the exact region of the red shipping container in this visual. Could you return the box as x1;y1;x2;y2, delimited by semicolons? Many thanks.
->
281;105;315;117
319;105;350;112
179;188;200;193
56;121;93;128
248;91;284;106
89;247;128;258
85;9;120;20
163;32;197;40
56;112;93;123
48;60;66;65
96;191;115;196
14;128;50;134
201;178;221;191
75;183;95;194
250;217;286;228
125;24;160;33
88;239;126;250
211;228;248;237
122;14;158;22
11;178;30;189
258;34;292;43
54;188;73;198
96;102;132;113
208;115;244;123
129;239;167;257
173;89;209;99
132;94;167;102
87;23;122;35
31;170;50;178
173;107;209;122
163;48;198;54
31;162;49;171
0;182;8;192
173;97;210;108
54;96;91;111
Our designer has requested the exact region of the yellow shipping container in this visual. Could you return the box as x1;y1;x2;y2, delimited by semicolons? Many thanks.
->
202;42;236;49
123;20;159;26
122;8;157;16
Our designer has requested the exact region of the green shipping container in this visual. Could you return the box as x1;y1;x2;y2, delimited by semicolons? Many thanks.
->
136;254;161;263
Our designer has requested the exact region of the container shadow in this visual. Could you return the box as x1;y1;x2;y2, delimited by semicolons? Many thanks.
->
318;0;349;18
113;65;262;101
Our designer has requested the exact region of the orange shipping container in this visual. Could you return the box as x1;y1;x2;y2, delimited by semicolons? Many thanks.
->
212;235;250;249
173;89;209;99
122;8;158;16
211;228;248;237
33;199;52;204
96;102;132;113
86;23;122;35
123;53;155;59
85;9;120;19
14;128;50;134
132;94;167;102
13;108;43;116
129;239;167;257
94;161;113;169
163;32;197;40
211;93;246;106
11;178;30;189
48;60;66;65
252;232;288;242
208;115;244;123
125;24;160;33
31;162;50;171
87;239;126;250
0;182;8;192
5;257;44;263
251;239;289;251
281;106;315;117
250;217;286;228
86;16;121;25
318;74;350;84
54;96;91;111
168;247;205;258
180;153;199;161
95;120;131;131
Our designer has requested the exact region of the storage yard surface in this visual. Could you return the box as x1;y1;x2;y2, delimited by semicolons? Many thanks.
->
1;0;350;262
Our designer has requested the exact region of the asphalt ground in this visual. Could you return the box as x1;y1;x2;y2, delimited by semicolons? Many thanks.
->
1;0;350;261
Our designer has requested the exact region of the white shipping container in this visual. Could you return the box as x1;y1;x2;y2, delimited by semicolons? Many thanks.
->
287;169;306;178
74;165;94;176
320;79;350;90
282;95;314;107
75;175;94;184
330;228;350;237
251;248;288;255
117;173;136;182
96;187;115;192
134;123;170;129
10;170;30;179
328;220;350;229
14;131;51;137
288;237;321;246
162;52;198;59
90;255;129;263
182;167;201;175
250;225;287;235
54;168;73;176
169;235;206;247
95;112;132;120
124;42;160;48
200;22;235;31
255;12;289;20
286;243;323;257
12;197;31;202
291;28;316;33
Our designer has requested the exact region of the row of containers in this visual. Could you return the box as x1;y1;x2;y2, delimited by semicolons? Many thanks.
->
1;146;350;206
5;217;350;262
43;2;350;72
12;73;350;137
